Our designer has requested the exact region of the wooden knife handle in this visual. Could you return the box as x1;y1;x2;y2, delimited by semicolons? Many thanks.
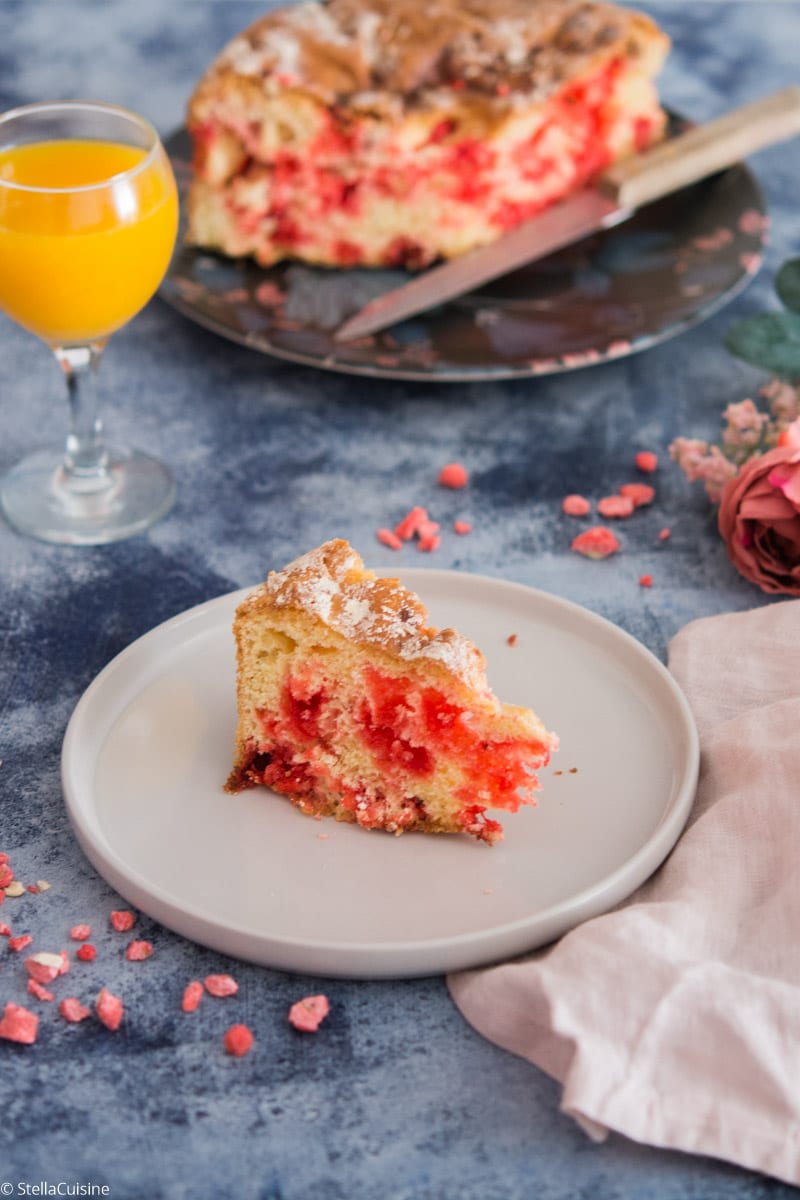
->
602;85;800;211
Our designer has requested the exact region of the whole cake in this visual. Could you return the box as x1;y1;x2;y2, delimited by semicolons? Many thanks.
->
225;540;557;844
187;0;670;269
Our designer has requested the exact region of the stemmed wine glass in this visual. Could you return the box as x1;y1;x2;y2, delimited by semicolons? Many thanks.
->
0;100;179;544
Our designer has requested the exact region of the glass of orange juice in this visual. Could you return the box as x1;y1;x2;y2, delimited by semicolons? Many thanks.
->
0;100;179;543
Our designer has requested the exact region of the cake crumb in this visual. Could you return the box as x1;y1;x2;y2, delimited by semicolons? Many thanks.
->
635;451;658;472
289;994;330;1032
110;910;135;932
376;527;402;550
453;520;472;535
224;1023;255;1057
25;952;64;984
658;527;672;541
571;527;620;559
438;462;469;489
205;974;239;998
96;987;124;1031
639;574;654;588
0;1001;39;1044
506;633;517;646
126;940;153;961
59;997;91;1023
394;506;429;541
27;978;55;1002
416;517;440;539
182;981;204;1013
562;494;591;516
619;482;655;508
597;495;634;518
254;281;286;307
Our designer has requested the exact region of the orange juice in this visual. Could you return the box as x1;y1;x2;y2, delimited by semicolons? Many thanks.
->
0;139;178;344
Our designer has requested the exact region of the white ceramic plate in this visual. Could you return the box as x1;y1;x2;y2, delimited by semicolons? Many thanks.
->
62;571;698;979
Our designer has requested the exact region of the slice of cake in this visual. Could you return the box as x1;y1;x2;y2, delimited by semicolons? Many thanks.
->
225;540;557;844
187;0;670;270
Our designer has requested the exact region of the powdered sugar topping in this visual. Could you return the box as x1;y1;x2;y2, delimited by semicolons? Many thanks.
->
201;0;665;109
245;541;489;690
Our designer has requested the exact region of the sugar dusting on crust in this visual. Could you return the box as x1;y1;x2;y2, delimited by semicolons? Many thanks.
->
239;540;490;690
205;0;668;109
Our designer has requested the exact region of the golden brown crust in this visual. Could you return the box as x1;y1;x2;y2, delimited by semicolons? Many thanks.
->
237;539;491;691
189;0;669;119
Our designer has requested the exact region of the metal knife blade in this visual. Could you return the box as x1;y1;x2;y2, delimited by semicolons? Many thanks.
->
335;191;627;342
334;85;800;343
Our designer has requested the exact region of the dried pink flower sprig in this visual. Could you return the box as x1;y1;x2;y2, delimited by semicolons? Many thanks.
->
670;381;800;503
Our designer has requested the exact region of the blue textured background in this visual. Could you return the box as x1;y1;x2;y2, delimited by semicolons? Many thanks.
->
1;3;799;1197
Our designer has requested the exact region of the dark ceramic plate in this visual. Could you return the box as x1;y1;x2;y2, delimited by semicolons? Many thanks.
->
160;121;768;382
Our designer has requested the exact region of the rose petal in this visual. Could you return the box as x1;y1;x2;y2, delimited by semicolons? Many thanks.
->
769;461;800;506
739;492;797;521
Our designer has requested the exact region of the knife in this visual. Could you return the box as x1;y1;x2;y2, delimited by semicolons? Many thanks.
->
334;86;800;343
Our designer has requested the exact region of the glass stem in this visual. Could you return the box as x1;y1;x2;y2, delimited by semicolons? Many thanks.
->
54;341;110;489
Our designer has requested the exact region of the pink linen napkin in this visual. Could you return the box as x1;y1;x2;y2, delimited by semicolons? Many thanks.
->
448;600;800;1185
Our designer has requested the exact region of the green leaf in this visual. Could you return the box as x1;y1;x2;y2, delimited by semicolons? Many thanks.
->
776;258;800;313
724;312;800;382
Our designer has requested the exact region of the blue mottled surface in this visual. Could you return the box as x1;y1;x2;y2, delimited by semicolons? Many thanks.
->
1;3;799;1197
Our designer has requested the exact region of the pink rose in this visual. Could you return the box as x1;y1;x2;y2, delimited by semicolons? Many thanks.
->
718;421;800;594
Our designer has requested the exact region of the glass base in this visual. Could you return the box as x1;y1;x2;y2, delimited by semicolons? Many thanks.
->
1;444;176;545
